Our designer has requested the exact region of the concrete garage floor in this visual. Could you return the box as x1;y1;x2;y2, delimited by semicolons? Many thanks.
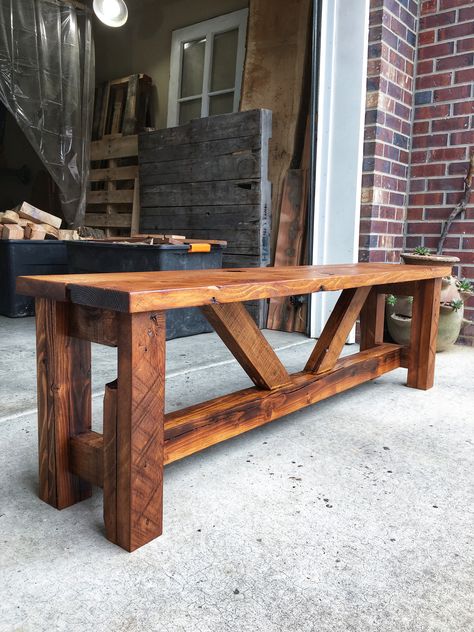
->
0;315;473;632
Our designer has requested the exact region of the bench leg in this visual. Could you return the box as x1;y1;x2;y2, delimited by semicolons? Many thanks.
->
359;287;385;351
35;298;92;509
105;311;166;552
407;278;442;390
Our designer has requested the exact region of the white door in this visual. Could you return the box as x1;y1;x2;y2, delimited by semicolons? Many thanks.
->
310;0;370;340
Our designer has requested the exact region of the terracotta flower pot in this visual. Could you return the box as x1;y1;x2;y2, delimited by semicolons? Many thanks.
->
386;253;469;351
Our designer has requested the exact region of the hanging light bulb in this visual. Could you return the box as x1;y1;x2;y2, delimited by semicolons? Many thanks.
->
93;0;128;28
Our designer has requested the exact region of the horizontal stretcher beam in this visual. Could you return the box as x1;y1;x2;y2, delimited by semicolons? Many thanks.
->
69;343;402;487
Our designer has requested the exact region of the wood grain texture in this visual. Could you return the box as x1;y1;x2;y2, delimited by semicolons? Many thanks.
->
305;287;371;373
91;135;138;161
69;304;119;347
201;302;290;389
103;380;118;542
69;431;104;487
164;344;402;464
17;264;453;313
359;288;386;351
407;278;442;390
67;343;402;489
113;311;166;551
35;298;92;509
267;170;308;331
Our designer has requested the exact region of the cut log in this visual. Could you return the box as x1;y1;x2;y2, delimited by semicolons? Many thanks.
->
58;229;80;241
41;224;60;239
25;224;47;240
16;201;62;229
2;224;24;239
2;210;20;224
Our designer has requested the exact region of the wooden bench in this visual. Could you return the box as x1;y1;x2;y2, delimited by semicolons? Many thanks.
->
17;263;450;552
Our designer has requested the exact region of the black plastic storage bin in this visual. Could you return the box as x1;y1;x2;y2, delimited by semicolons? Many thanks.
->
66;241;224;340
0;240;68;317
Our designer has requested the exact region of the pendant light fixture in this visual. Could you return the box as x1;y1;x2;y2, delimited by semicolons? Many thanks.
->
93;0;128;28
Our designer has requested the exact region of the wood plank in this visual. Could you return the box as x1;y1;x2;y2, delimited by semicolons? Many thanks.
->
103;380;118;542
240;0;311;237
139;134;263;165
89;165;139;182
267;170;308;331
17;264;453;312
407;278;441;390
139;109;267;149
305;287;371;373
141;180;261;207
69;431;104;487
140;205;262;228
91;135;138;161
83;213;132;228
359;288;385;351
112;311;166;552
131;177;140;236
122;74;140;135
164;344;402;464
87;190;135;205
201;302;290;389
17;201;62;229
69;304;119;347
35;298;92;509
65;343;403;486
139;152;261;185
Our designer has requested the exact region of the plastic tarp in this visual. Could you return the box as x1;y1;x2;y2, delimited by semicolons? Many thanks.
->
0;0;94;226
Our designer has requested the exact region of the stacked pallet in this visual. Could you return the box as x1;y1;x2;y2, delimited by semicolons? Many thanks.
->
86;74;153;235
0;202;78;241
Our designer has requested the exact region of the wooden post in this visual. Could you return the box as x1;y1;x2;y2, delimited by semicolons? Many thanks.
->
407;278;442;390
35;298;92;509
107;311;166;552
359;288;385;351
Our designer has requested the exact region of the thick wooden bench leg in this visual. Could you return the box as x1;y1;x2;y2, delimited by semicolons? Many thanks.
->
106;311;166;552
407;278;442;390
35;298;92;509
359;288;385;351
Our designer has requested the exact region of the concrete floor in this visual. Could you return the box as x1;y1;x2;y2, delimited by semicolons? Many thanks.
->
0;315;473;632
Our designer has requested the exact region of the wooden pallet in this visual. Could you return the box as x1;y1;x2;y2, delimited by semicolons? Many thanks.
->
138;109;272;326
87;74;153;235
86;135;139;234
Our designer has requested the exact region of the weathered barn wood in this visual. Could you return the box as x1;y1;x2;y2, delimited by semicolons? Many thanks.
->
138;109;272;325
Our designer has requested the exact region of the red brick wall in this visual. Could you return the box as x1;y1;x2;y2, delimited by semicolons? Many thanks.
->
406;0;474;345
360;0;418;263
361;0;474;344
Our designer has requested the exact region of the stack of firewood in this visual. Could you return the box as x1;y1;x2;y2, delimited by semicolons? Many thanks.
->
0;202;79;241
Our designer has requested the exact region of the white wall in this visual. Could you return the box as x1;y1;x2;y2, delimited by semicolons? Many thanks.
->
310;0;370;339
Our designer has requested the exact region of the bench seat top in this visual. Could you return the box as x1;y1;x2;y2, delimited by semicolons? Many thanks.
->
17;263;451;313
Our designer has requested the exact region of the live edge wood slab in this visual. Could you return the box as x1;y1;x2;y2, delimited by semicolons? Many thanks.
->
17;263;450;551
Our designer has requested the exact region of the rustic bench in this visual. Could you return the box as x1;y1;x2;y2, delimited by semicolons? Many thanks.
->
17;263;450;552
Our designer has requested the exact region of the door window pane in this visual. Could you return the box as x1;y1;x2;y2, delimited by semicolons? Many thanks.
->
210;29;238;92
181;38;205;98
179;98;202;125
209;92;235;116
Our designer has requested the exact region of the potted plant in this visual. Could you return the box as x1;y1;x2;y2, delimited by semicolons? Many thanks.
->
386;246;473;351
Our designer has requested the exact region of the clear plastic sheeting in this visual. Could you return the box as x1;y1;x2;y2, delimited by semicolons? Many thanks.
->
0;0;94;226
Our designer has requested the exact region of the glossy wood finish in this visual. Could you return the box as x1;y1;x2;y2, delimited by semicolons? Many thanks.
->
359;288;386;351
407;278;442;390
17;263;451;312
64;343;402;490
305;287;371;373
201;302;290;389
35;298;92;509
27;264;446;551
